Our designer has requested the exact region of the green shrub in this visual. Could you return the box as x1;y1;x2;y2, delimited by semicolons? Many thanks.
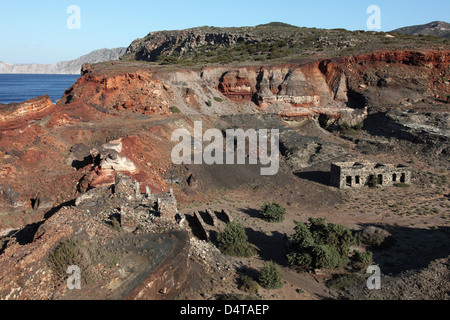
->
287;218;357;270
340;122;351;131
239;275;260;293
340;122;364;135
326;273;365;290
206;100;212;107
259;261;283;290
213;97;223;103
217;222;258;257
353;122;364;131
170;106;182;114
351;250;373;271
158;55;179;65
260;202;286;222
311;244;349;269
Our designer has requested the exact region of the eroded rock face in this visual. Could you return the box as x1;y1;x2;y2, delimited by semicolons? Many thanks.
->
78;139;138;191
0;95;55;127
62;50;449;125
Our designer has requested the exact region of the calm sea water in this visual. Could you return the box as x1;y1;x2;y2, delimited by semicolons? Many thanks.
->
0;74;80;104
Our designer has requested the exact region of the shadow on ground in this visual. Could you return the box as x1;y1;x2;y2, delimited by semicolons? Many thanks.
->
294;171;331;186
358;223;450;276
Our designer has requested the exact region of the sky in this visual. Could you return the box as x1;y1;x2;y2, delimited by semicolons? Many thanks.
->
0;0;448;64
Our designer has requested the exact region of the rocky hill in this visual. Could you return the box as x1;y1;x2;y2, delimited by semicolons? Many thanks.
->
0;47;127;75
121;22;449;66
392;21;450;39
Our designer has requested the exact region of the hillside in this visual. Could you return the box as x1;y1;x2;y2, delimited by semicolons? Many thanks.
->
121;22;450;66
0;47;127;75
392;21;450;39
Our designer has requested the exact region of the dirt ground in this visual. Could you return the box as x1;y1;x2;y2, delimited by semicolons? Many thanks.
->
168;128;449;301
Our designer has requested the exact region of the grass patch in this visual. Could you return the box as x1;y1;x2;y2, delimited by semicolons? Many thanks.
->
48;238;119;286
394;183;411;188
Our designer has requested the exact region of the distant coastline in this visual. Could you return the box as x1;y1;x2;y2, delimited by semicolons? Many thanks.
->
0;47;126;75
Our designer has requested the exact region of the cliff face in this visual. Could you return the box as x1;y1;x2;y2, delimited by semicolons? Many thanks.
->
0;95;55;126
60;49;449;122
61;59;351;119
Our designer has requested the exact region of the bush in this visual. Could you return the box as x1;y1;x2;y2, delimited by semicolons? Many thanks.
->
170;106;182;114
351;250;373;271
206;100;212;107
286;218;357;270
326;273;365;290
239;275;260;294
311;244;349;269
259;261;283;290
217;222;258;258
340;122;352;131
158;55;179;65
260;202;286;222
48;238;119;286
358;226;393;249
353;122;364;131
213;97;223;103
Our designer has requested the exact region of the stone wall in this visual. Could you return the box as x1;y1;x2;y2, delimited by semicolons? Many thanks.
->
331;161;412;189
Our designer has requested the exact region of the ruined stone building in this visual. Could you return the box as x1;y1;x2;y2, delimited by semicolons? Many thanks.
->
330;161;412;189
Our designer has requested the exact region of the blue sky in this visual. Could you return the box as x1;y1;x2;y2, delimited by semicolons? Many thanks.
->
0;0;448;64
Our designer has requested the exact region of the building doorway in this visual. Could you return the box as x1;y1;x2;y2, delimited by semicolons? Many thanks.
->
346;176;352;187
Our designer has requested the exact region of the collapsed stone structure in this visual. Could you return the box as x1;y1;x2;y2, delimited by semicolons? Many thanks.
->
330;161;412;189
76;173;181;233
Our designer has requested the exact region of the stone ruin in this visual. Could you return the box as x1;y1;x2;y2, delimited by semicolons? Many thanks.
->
75;172;182;233
330;161;412;189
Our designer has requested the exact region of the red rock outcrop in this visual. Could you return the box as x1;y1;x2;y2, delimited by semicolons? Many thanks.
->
62;67;173;115
0;95;55;129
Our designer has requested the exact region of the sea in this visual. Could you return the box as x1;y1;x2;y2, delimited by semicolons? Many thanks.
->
0;74;80;104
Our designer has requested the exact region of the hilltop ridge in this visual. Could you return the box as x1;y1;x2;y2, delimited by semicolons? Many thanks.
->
121;22;450;66
392;21;450;39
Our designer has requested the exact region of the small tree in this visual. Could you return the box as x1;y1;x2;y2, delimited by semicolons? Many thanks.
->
261;202;286;223
259;261;283;290
217;222;258;258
